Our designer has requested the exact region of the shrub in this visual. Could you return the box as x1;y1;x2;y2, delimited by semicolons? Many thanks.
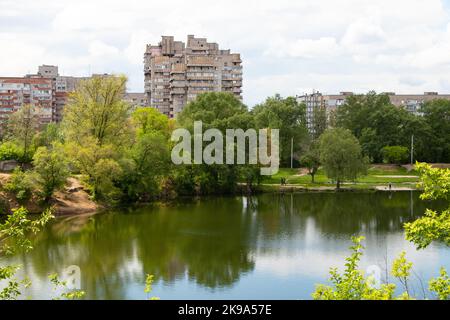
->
0;142;21;161
381;146;409;164
4;167;34;203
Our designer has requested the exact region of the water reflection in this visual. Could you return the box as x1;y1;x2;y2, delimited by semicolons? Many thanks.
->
2;191;448;299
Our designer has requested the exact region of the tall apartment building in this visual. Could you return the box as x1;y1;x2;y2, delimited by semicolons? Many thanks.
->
144;35;243;117
297;91;450;134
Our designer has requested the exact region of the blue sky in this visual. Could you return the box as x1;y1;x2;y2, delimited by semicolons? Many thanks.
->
1;0;450;107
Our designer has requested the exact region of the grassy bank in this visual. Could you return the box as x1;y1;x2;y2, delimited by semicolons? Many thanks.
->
259;165;419;192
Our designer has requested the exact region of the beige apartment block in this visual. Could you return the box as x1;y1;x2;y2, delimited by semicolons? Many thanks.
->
144;35;242;117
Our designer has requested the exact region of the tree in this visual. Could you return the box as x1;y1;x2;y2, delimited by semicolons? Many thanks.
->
381;146;409;164
404;163;450;249
300;143;320;183
62;75;132;200
62;75;132;147
0;207;53;299
6;104;39;162
176;92;258;195
252;94;308;166
312;236;412;300
32;123;62;148
312;105;327;140
319;128;367;189
32;145;69;202
421;99;450;163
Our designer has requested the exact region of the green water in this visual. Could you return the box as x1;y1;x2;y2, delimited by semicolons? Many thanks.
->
2;191;449;299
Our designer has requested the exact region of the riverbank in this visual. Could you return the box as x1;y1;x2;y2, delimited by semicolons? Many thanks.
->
258;164;422;192
0;174;99;216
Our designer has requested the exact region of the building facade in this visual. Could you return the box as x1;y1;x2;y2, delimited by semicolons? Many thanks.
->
0;66;118;127
144;35;243;117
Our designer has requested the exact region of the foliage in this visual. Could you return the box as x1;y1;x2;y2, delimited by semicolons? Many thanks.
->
0;207;53;299
62;76;132;201
48;273;85;300
421;99;450;163
144;274;159;300
32;123;62;148
391;251;413;294
404;163;450;249
62;75;132;146
6;104;39;162
312;236;412;300
429;268;450;300
335;91;434;163
300;143;321;183
4;167;34;203
176;92;260;195
252;94;308;166
381;146;409;165
32;145;70;202
319;128;368;189
0;142;22;161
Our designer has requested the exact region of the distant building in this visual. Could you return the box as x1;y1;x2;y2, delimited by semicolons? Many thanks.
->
0;65;124;127
123;92;147;110
297;91;450;134
144;35;243;117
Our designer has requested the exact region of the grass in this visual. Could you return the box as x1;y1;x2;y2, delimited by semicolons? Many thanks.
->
260;165;419;191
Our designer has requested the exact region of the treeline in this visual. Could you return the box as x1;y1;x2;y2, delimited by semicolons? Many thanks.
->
0;76;449;204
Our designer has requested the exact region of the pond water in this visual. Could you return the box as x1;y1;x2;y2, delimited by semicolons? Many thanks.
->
2;191;449;299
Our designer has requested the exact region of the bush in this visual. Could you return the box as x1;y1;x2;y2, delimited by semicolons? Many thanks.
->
4;168;34;203
0;142;21;161
381;146;409;164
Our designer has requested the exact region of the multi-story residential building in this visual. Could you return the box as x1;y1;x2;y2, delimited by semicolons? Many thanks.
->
0;77;54;126
144;35;242;117
123;92;147;110
0;66;117;127
297;91;450;134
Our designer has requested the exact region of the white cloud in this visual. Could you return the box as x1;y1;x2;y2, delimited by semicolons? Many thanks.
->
1;0;450;106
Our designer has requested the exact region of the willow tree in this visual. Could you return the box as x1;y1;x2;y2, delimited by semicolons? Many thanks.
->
319;128;368;189
62;75;132;200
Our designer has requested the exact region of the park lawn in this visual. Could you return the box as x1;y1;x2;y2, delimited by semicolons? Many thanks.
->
260;166;419;189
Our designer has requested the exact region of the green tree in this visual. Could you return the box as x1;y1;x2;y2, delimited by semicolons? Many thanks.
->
62;76;132;200
62;75;132;146
312;105;327;140
0;207;53;299
421;99;450;163
300;143;320;183
6;104;39;162
32;145;69;202
404;163;450;249
176;92;259;195
312;236;412;300
319;128;368;189
381;146;409;164
252;94;308;166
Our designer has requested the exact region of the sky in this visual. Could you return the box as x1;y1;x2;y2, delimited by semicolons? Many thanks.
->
1;0;450;107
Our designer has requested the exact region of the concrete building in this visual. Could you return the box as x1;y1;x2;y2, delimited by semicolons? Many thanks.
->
297;91;450;134
0;76;54;126
123;92;147;110
144;35;243;117
0;66;117;127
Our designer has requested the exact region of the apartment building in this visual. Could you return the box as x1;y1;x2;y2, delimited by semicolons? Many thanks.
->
123;92;147;110
0;66;117;127
297;91;450;134
0;77;53;126
144;35;243;117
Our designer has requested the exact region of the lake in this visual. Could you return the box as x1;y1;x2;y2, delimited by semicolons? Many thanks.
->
2;191;449;299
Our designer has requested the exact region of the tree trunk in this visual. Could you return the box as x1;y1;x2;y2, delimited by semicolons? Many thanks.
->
336;179;341;190
311;174;315;183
